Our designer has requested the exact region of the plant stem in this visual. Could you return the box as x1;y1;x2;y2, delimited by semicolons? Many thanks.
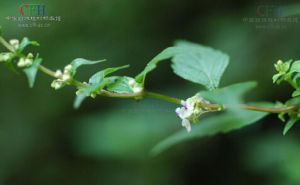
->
144;91;181;104
0;37;15;52
205;103;300;113
38;65;56;78
2;36;300;114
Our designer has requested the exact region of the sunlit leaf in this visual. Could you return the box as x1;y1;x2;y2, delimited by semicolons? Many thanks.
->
171;41;229;90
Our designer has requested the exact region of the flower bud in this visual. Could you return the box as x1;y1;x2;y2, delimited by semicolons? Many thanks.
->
27;53;34;59
9;39;19;50
128;79;136;87
64;64;72;73
0;52;12;62
54;70;63;78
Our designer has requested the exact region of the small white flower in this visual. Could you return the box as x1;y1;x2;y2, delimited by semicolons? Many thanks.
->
54;70;63;78
9;39;19;50
17;58;26;67
90;93;97;98
17;58;32;67
27;53;34;59
0;52;12;62
133;86;143;93
182;119;191;133
277;60;283;65
51;80;63;90
62;73;71;81
175;95;211;133
128;79;143;93
64;64;72;73
128;79;136;87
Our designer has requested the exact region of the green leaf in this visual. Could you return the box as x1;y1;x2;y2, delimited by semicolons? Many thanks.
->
0;26;2;36
5;54;18;73
171;41;229;90
74;80;108;109
89;65;129;84
289;60;300;73
272;73;282;83
107;76;135;93
74;65;129;109
285;96;300;106
151;102;271;155
18;37;39;52
23;55;42;88
70;58;106;77
278;113;286;122
293;73;300;86
198;81;257;105
135;41;229;90
292;89;300;97
135;47;178;84
283;117;298;135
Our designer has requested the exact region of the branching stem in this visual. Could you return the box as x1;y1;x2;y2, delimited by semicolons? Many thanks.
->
1;36;300;114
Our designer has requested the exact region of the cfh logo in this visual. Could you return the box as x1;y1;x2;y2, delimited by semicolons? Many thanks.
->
257;5;282;17
20;4;45;16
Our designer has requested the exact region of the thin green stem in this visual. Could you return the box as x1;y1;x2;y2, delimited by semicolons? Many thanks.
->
0;37;15;52
144;91;181;104
38;65;56;78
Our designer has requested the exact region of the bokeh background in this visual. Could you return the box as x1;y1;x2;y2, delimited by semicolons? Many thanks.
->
1;0;300;184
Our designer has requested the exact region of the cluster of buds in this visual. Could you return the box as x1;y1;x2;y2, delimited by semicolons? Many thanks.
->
0;52;13;62
9;39;19;50
128;79;143;93
274;60;290;74
51;64;73;90
17;53;34;67
175;95;211;133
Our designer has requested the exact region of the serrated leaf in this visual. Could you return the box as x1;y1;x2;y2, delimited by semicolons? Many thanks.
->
74;80;108;109
171;41;229;90
151;102;271;155
70;58;106;77
283;117;298;135
89;65;129;84
135;47;178;84
135;41;229;90
292;89;300;97
18;37;39;52
23;55;42;88
107;76;135;93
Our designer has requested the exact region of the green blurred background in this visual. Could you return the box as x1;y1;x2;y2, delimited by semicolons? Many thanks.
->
1;0;300;184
